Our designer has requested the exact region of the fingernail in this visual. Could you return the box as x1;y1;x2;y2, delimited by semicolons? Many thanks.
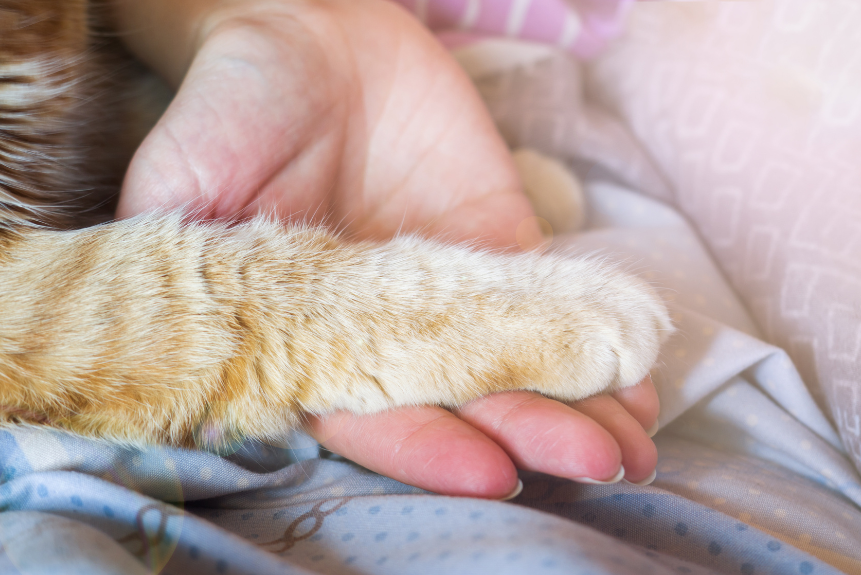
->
498;479;523;501
625;469;657;486
646;421;660;438
572;466;625;485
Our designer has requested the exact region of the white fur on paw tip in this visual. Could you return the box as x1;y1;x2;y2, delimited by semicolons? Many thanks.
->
545;260;674;400
601;275;674;393
513;148;585;235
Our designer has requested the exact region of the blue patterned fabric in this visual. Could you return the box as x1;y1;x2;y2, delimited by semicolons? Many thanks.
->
1;181;859;574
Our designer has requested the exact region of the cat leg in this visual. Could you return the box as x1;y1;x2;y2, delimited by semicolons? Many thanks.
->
0;216;671;447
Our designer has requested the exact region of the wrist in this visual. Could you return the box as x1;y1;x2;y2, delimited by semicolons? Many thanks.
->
110;0;388;87
109;0;232;86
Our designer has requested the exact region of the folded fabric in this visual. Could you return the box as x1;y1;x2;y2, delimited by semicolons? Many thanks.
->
389;0;633;57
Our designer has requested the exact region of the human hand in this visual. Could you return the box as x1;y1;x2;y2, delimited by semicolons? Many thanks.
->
114;0;659;497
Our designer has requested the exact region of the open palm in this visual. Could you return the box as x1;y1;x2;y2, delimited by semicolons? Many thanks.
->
117;0;659;497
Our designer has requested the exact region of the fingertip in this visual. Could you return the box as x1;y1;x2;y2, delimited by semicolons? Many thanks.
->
497;478;523;501
623;436;658;484
572;394;658;483
561;415;624;482
514;216;547;252
572;465;625;485
625;469;657;487
612;374;660;432
646;420;660;438
116;131;197;220
400;417;520;499
457;392;623;485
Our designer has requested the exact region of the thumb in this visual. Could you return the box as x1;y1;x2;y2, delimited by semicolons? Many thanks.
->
116;74;248;219
116;25;337;220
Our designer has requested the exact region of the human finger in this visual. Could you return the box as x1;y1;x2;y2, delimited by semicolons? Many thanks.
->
455;392;624;484
304;406;520;499
611;375;660;436
570;394;658;484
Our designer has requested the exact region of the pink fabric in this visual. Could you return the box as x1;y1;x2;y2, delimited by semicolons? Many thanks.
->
390;0;633;58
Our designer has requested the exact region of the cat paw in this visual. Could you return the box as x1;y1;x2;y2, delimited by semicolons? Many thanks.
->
525;256;673;402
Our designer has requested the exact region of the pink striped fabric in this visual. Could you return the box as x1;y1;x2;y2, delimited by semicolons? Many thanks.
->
391;0;633;57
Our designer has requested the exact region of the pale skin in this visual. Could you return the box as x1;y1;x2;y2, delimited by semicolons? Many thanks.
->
110;0;659;497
